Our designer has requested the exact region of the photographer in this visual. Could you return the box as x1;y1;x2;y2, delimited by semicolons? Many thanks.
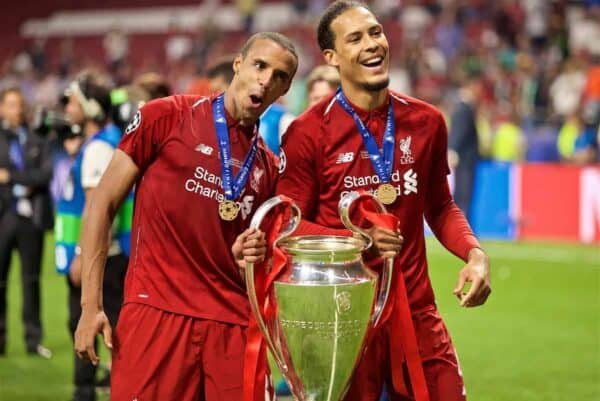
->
0;87;54;358
55;72;131;401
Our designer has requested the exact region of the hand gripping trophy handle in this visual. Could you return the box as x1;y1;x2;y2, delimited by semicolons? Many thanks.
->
338;191;393;327
245;196;301;373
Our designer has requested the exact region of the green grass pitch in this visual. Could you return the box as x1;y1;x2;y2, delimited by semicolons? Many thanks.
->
0;236;598;400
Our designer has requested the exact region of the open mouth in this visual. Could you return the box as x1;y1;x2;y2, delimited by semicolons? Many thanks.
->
361;56;384;68
249;94;264;108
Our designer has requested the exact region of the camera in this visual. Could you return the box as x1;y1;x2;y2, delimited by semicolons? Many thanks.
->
30;107;80;140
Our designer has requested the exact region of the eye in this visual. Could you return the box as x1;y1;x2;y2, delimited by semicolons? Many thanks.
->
255;60;266;70
274;71;287;82
370;27;382;37
347;33;361;43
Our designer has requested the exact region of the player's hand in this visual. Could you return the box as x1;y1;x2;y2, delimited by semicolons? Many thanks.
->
69;256;82;287
74;309;112;365
232;228;267;277
454;248;491;307
362;224;403;259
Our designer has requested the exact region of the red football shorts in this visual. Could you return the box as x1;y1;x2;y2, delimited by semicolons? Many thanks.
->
343;306;466;401
111;303;270;401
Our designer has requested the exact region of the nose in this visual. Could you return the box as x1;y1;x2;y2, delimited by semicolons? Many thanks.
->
258;69;274;89
363;35;380;52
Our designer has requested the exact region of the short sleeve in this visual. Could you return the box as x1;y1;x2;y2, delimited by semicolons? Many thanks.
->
276;118;319;218
81;141;114;189
118;98;178;172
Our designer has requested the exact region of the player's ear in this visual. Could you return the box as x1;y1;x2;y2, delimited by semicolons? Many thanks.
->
323;49;339;68
233;55;242;74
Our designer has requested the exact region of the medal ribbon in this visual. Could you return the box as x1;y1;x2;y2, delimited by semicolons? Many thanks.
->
335;88;396;183
213;94;259;201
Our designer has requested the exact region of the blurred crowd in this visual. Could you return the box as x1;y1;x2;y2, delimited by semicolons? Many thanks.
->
0;1;598;398
0;0;598;345
1;0;599;166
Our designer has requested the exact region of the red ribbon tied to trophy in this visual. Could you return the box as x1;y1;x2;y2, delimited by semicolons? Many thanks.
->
354;191;430;401
243;192;429;401
243;196;292;401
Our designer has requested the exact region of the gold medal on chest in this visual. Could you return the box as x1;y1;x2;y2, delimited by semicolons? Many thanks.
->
218;200;240;221
375;183;397;205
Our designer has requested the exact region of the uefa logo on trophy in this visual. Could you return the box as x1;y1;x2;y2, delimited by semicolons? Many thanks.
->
245;191;394;401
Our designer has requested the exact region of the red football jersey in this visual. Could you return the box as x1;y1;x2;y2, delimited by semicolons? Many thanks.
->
118;94;279;325
277;91;479;310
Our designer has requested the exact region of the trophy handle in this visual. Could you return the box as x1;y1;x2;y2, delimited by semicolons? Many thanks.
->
245;196;301;373
338;191;373;251
338;191;393;327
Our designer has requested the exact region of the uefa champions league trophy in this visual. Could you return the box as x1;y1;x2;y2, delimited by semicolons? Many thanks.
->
245;191;394;401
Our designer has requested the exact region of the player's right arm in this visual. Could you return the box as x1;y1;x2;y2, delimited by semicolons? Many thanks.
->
277;117;348;236
75;97;177;364
74;150;140;364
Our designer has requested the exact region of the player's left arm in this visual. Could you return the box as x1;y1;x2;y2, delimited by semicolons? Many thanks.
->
424;113;491;308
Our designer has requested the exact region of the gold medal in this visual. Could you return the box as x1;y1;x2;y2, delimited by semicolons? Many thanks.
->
375;183;397;205
218;200;240;221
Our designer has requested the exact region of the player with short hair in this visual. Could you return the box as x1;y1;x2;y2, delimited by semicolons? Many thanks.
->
207;56;236;93
74;32;298;401
276;2;491;400
306;64;341;108
56;71;131;401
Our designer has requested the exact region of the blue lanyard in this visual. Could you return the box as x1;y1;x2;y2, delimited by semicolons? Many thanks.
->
335;89;395;183
212;94;259;201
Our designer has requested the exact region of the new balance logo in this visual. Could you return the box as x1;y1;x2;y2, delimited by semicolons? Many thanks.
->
403;169;418;195
336;152;355;164
195;144;213;155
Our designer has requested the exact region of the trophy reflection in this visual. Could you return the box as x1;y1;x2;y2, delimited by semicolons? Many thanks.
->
246;191;393;401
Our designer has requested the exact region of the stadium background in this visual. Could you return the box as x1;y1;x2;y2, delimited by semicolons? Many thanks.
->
0;0;598;400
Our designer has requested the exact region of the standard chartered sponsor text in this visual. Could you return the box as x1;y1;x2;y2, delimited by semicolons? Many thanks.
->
184;166;226;202
340;169;418;198
341;169;402;198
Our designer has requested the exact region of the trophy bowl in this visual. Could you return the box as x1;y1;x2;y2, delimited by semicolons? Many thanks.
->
246;192;393;401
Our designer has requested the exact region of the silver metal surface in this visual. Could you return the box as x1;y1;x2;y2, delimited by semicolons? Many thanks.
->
245;193;395;400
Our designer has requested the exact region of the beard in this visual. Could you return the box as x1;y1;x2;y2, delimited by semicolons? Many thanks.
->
361;77;390;92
